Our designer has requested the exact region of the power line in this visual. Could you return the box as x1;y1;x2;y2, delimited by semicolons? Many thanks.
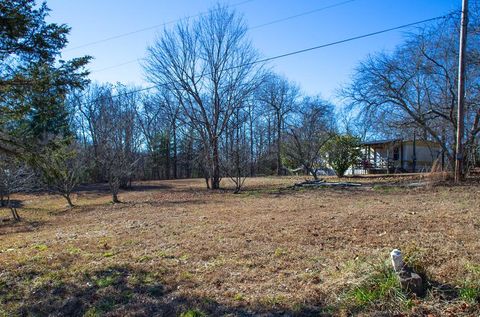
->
64;0;255;52
92;58;142;73
253;14;452;64
90;0;359;74
249;0;357;30
85;13;454;105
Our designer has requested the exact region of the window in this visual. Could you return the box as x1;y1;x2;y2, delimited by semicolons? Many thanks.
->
393;147;400;160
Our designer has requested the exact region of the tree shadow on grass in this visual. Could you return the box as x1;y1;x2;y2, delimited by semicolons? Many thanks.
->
75;182;173;195
0;201;45;235
6;264;476;317
0;219;44;236
9;264;331;317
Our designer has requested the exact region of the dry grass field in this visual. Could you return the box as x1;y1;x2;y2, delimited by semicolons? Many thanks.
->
0;176;479;316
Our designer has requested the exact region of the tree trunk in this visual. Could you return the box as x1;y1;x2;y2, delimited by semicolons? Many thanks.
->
165;133;171;179
11;207;20;221
112;192;120;203
276;112;282;176
173;124;178;179
249;110;255;177
211;138;221;189
65;194;74;207
267;117;271;154
205;176;210;189
7;197;20;221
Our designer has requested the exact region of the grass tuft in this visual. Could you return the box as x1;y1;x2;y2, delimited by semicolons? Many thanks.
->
274;247;287;257
233;293;244;301
342;262;411;313
33;244;48;251
180;309;206;317
459;282;480;302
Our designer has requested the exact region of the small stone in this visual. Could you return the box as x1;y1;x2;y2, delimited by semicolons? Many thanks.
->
398;270;425;296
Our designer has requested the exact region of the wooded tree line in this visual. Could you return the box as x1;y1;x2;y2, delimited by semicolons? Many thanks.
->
1;1;480;211
67;76;335;192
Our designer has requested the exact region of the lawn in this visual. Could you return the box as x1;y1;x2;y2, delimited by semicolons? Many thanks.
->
0;176;479;316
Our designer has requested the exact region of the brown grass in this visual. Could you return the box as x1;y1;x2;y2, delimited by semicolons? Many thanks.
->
0;176;479;316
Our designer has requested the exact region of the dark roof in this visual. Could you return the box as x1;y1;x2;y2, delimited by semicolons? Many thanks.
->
360;139;402;146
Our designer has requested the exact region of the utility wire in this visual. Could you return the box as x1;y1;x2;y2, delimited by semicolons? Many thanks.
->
252;14;452;64
84;13;454;105
90;0;359;74
249;0;357;30
64;0;255;52
92;58;142;73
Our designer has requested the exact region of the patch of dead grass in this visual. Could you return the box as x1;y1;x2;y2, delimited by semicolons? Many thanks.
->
0;176;479;315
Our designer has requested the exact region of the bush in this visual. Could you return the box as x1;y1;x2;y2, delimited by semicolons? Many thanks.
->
324;134;361;177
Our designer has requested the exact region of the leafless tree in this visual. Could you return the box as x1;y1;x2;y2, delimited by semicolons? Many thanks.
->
144;4;263;189
0;156;35;221
81;85;141;202
35;140;86;207
258;73;300;175
73;84;111;182
222;106;250;193
135;94;167;180
343;14;480;171
284;96;335;179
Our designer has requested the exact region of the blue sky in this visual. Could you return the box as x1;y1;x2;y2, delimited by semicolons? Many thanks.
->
46;0;459;103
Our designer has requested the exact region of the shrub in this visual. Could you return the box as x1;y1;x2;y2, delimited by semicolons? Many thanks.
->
323;134;361;177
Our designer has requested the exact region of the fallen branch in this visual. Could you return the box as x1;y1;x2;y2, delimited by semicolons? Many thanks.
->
289;179;361;189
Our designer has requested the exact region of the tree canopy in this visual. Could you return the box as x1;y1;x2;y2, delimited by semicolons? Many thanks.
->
0;0;91;156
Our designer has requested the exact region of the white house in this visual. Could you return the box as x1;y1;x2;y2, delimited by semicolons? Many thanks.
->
351;138;443;174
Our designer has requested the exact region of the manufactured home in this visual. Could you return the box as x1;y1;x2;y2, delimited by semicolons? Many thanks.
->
353;138;443;174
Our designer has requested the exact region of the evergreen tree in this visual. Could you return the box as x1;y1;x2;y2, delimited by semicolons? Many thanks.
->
0;0;91;155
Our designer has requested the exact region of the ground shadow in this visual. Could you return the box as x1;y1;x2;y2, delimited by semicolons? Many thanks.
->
75;182;173;195
0;219;45;236
425;278;459;301
0;200;45;235
0;199;24;209
5;264;331;317
4;263;478;316
141;199;209;208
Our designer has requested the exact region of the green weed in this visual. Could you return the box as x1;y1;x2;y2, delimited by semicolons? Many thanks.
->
274;247;287;257
343;263;410;311
233;293;244;301
459;282;480;302
33;244;48;251
180;309;206;317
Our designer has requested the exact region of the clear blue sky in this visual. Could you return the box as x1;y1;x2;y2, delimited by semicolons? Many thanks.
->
46;0;459;103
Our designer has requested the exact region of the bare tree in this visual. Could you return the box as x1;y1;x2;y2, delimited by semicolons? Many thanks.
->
344;14;480;171
144;4;263;189
258;73;299;175
0;156;35;221
135;94;166;180
89;85;141;202
35;140;86;207
284;96;335;179
222;106;250;193
73;84;111;182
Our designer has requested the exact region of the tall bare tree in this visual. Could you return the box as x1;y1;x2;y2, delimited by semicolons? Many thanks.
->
284;96;335;179
344;14;480;171
144;5;263;189
258;73;299;175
